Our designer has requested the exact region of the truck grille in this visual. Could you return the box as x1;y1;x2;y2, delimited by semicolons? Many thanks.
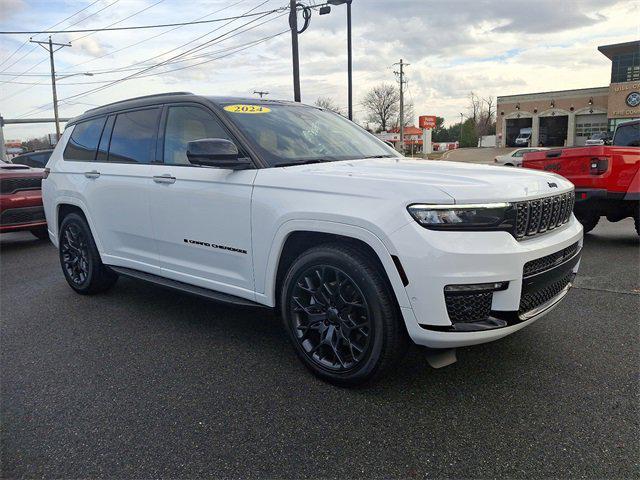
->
445;291;493;324
523;242;580;278
0;177;42;195
519;272;574;314
514;191;574;239
0;206;45;226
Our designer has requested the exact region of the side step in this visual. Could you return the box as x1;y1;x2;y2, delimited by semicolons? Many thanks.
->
109;266;266;308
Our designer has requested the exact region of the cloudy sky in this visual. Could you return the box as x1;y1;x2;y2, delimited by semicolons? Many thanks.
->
0;0;638;140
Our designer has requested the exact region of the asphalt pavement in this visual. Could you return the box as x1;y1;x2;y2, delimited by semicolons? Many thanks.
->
1;219;639;479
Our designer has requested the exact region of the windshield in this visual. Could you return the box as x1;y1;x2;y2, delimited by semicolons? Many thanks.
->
220;103;400;167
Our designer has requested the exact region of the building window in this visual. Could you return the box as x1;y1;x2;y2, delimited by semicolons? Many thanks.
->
611;52;640;83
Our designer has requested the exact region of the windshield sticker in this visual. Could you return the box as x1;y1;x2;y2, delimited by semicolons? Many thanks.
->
223;104;271;114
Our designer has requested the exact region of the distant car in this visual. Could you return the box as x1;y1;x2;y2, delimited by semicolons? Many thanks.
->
11;149;53;168
494;147;549;167
585;131;613;146
0;163;48;239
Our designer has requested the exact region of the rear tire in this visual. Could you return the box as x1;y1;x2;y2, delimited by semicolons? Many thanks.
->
30;226;49;240
280;243;409;386
59;213;117;294
575;211;600;234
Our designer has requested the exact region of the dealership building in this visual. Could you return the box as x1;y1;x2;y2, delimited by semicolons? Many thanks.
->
496;40;640;147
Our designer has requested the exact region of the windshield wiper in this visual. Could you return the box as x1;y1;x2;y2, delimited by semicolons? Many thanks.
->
361;154;396;159
277;159;330;167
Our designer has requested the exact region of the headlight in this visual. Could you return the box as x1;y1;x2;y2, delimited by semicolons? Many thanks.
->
407;203;514;231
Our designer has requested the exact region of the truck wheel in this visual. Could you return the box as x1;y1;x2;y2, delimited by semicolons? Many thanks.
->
280;243;409;386
575;212;599;234
59;213;118;294
30;227;49;240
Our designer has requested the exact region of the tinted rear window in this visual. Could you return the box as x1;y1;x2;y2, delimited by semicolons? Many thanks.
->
108;109;160;163
613;122;640;147
64;117;106;161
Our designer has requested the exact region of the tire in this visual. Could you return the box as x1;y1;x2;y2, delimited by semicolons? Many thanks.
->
504;163;514;167
575;211;600;234
30;226;49;240
59;212;117;294
280;243;409;386
635;210;640;237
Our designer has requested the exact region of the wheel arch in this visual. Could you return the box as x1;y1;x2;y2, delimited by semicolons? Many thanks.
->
54;199;103;252
256;220;412;312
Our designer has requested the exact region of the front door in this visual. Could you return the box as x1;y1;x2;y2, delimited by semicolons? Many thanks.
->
148;104;256;300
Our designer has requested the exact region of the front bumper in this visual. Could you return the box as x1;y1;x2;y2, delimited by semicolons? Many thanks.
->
0;191;46;232
390;215;583;348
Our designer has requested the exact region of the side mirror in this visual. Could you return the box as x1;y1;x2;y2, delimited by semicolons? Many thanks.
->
186;138;251;169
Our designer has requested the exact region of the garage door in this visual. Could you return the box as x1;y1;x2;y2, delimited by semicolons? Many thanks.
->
575;114;608;146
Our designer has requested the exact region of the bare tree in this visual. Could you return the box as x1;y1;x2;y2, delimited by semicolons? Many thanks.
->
314;96;343;115
361;83;400;132
394;101;415;128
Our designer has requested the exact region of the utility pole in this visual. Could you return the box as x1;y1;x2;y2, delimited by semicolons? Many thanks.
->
393;59;409;154
289;0;301;102
253;90;269;98
346;0;353;120
30;36;71;139
459;112;464;147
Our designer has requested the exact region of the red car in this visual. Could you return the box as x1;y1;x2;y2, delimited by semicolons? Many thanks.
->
523;120;639;235
0;163;48;239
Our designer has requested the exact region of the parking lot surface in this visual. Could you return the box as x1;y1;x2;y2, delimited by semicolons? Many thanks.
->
1;219;639;479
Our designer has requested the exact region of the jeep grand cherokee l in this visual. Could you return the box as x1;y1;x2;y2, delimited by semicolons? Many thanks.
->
42;92;583;386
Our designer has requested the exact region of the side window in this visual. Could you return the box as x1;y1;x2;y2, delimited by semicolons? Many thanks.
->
63;117;106;161
108;108;161;164
613;123;640;147
513;150;524;157
22;152;50;167
163;106;233;165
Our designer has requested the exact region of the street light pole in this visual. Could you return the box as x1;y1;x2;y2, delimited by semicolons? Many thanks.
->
289;0;301;102
346;0;352;120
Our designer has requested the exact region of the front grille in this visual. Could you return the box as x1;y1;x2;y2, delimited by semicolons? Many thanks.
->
0;206;45;226
445;291;493;323
0;177;42;195
513;191;574;239
518;272;573;314
523;242;580;278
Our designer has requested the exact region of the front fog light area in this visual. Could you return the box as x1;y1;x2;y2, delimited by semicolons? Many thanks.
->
443;282;509;330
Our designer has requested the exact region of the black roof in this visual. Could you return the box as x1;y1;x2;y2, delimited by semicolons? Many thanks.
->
597;40;640;60
66;92;307;125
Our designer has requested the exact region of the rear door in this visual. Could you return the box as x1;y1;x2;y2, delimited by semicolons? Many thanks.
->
147;103;257;299
78;108;161;274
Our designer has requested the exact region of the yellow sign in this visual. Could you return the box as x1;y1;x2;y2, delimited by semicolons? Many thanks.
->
223;104;271;114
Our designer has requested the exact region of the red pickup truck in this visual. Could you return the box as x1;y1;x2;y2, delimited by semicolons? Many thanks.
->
523;120;639;235
0;163;48;239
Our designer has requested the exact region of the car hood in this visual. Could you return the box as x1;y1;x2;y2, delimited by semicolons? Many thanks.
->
257;157;573;203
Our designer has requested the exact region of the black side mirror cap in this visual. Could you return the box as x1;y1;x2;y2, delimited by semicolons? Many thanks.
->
186;138;251;169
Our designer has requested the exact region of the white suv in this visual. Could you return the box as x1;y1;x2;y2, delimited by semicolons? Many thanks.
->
42;93;583;385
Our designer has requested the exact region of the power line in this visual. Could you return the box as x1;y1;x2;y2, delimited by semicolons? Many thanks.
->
0;7;290;35
0;0;103;72
0;0;121;82
15;29;288;120
14;9;288;118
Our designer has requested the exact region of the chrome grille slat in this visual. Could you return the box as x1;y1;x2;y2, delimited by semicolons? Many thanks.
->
514;191;574;241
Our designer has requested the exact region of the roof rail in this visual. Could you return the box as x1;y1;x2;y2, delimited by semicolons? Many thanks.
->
85;91;193;112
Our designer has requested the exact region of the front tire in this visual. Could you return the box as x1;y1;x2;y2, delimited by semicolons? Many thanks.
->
59;213;117;294
280;243;409;386
575;211;600;234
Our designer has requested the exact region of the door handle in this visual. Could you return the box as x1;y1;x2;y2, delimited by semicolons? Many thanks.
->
84;170;100;179
153;174;176;184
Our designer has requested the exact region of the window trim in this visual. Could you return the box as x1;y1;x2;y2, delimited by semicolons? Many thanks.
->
157;102;256;168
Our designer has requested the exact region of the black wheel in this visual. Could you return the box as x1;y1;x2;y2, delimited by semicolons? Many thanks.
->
30;226;49;240
59;213;117;294
575;211;599;234
280;243;409;386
